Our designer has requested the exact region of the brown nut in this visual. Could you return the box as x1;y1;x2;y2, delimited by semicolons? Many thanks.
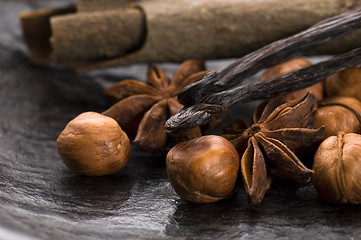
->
324;67;361;101
56;112;131;176
314;97;361;139
261;58;323;101
313;132;361;204
166;135;239;203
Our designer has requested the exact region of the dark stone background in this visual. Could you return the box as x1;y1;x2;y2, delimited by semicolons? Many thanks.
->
1;1;361;239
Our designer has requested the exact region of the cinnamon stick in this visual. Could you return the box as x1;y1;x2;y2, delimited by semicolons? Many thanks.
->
165;6;361;133
20;0;361;71
19;5;76;64
76;0;140;12
50;7;146;62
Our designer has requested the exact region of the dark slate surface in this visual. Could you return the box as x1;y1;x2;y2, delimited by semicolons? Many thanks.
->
1;1;361;240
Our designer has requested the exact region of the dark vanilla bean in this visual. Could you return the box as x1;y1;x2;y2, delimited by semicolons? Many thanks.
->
165;7;361;134
210;47;361;106
177;6;361;107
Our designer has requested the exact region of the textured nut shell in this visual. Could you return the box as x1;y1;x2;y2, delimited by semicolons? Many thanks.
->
166;135;239;203
313;132;361;204
324;67;361;101
57;112;131;176
283;82;323;102
315;97;361;138
261;58;323;101
315;106;359;138
342;134;361;203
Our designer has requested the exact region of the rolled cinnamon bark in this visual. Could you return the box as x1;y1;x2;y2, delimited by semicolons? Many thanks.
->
20;0;361;71
50;7;146;62
20;5;76;64
76;0;140;12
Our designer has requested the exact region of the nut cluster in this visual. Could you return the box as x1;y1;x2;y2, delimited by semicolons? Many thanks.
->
56;58;361;205
257;59;361;204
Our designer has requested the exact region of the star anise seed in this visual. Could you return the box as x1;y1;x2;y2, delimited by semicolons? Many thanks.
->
224;93;324;204
103;59;209;152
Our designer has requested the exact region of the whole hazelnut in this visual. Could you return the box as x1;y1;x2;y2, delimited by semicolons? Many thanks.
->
261;58;323;101
166;135;239;203
56;112;131;176
324;67;361;101
314;97;361;139
313;132;361;204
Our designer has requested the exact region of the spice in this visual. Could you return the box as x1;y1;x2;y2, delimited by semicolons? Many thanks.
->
313;131;361;204
166;7;361;133
223;94;324;204
166;135;239;203
103;59;210;152
20;1;361;71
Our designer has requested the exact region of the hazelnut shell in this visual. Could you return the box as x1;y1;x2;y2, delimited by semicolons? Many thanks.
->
57;112;131;176
166;135;239;203
324;67;361;101
261;58;323;101
313;132;361;204
315;97;361;138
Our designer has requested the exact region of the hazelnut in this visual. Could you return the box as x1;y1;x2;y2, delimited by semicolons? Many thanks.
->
313;132;361;204
166;135;239;203
56;112;131;176
261;58;323;101
324;67;361;101
314;97;361;138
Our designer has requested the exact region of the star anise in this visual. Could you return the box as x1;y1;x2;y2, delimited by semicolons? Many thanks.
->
223;93;324;204
102;59;210;152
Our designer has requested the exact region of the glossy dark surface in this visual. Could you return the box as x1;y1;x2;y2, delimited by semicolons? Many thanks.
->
1;1;361;239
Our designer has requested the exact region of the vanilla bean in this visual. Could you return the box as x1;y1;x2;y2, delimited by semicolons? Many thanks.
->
166;47;361;133
165;7;361;133
165;7;361;134
211;47;361;106
165;103;224;133
177;6;361;107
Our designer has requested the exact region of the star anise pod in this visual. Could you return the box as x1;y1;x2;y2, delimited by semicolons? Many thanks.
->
102;59;211;152
223;93;324;204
